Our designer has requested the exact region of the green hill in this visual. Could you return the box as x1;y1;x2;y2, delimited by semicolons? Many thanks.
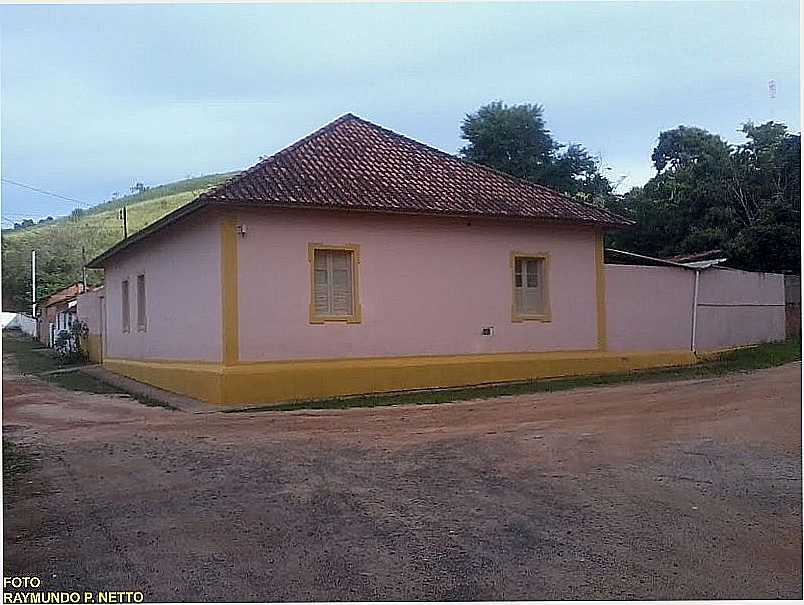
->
1;172;237;311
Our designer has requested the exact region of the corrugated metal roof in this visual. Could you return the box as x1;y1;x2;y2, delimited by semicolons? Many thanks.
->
606;248;728;270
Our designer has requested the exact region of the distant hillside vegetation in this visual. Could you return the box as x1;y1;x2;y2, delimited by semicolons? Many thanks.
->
2;172;237;311
81;173;238;218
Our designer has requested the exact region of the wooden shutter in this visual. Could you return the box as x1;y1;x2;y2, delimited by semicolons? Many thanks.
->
313;252;330;314
330;250;353;316
312;249;354;317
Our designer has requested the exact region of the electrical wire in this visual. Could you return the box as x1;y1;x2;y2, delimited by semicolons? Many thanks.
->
1;178;88;207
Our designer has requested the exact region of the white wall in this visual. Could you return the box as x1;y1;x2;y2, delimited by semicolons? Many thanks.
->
696;268;786;349
606;264;786;352
1;312;37;337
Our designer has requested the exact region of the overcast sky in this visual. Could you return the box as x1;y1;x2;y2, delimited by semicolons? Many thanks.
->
1;1;800;223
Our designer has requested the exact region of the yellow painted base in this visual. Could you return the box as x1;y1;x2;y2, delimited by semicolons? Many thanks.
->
104;358;224;403
84;334;103;363
103;348;727;406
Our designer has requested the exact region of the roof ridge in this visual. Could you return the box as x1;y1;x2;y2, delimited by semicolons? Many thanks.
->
88;114;633;268
197;113;359;203
199;112;625;225
338;114;627;223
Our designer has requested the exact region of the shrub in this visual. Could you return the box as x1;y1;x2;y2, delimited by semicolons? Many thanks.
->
54;320;89;364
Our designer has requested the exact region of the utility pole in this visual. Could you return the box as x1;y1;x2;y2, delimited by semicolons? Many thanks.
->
118;206;128;239
769;79;777;121
81;245;88;289
31;250;37;337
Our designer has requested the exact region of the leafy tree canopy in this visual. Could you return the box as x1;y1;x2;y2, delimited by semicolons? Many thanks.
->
607;121;800;273
459;103;798;273
460;101;614;202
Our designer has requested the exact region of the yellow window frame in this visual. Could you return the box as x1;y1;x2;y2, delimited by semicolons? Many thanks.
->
308;243;362;324
511;251;552;322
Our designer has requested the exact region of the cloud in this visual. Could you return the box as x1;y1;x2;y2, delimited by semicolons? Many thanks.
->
1;1;799;219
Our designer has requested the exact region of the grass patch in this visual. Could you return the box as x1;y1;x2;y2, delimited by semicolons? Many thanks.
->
2;333;65;375
3;440;32;476
46;370;129;395
3;439;33;496
3;173;236;312
49;371;177;410
3;333;177;410
226;338;801;413
124;393;177;410
707;337;801;370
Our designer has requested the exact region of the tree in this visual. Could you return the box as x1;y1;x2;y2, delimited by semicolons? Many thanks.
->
461;102;556;178
460;101;613;203
651;126;731;173
13;219;35;230
726;122;800;271
130;182;148;195
606;121;800;273
547;143;614;201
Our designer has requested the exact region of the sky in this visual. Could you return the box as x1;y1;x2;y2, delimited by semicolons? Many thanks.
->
0;1;800;223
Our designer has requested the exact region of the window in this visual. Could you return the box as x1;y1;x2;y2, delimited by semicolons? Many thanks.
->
309;244;361;323
121;279;130;333
512;253;550;321
136;274;147;331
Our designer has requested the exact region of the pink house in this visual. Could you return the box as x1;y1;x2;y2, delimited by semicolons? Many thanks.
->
36;282;87;347
83;114;783;405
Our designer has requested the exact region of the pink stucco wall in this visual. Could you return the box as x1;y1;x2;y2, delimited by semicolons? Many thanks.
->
236;208;600;361
94;203;784;365
76;287;104;335
103;209;222;362
606;264;785;352
605;265;694;352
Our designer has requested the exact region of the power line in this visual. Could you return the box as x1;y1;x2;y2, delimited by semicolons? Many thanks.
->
1;178;88;207
1;214;35;220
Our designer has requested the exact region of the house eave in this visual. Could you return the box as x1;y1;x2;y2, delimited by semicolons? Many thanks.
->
85;197;633;269
209;197;634;230
85;197;208;268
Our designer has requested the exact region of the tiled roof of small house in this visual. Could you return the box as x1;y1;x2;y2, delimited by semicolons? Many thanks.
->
195;113;632;227
37;283;85;308
88;113;631;267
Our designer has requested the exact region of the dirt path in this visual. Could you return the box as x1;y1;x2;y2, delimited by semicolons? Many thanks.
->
3;363;801;601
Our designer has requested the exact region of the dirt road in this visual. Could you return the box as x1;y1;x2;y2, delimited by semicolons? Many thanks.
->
3;361;801;601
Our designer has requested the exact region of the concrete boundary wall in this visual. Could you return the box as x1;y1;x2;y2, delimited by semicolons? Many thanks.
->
606;264;785;352
1;312;37;338
695;268;785;349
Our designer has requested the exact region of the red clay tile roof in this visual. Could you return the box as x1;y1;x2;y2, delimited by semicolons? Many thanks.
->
87;114;631;268
196;113;631;228
38;282;85;308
